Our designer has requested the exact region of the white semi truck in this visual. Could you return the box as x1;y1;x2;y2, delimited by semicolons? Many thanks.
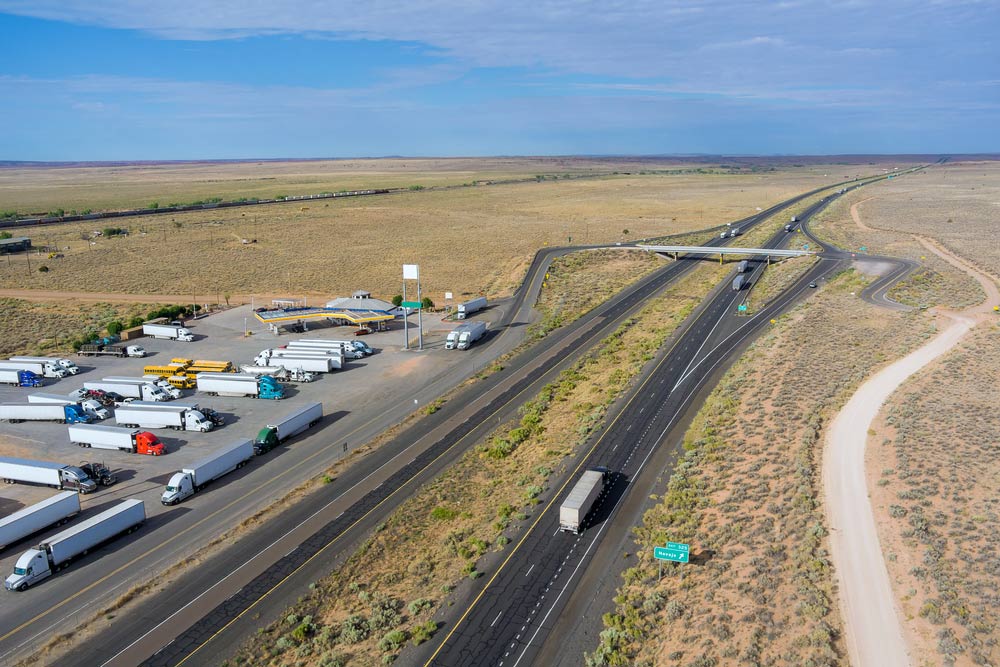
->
291;339;372;355
9;356;79;375
84;380;168;402
445;321;488;350
285;341;364;359
0;457;97;493
0;403;93;424
0;359;67;379
4;499;145;591
256;350;341;371
114;403;213;432
456;296;487;319
559;468;609;534
28;393;110;420
161;439;255;504
142;323;194;342
103;376;181;400
0;491;81;551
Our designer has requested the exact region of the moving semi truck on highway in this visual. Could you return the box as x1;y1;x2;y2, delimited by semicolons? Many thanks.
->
456;297;487;319
4;499;145;591
142;323;194;342
67;424;166;455
736;260;750;273
559;468;609;534
0;403;92;424
196;373;284;399
114;403;213;432
0;360;66;379
9;356;79;375
161;439;254;504
254;402;323;454
732;274;749;291
0;457;97;493
0;369;42;387
0;491;81;552
445;321;488;350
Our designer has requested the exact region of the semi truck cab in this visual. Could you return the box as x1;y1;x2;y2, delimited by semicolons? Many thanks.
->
161;473;193;504
5;549;51;590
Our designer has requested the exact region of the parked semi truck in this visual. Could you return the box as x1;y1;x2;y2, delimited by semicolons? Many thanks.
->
138;376;184;398
254;402;323;454
126;400;225;427
83;380;168;402
67;424;165;455
195;373;284;399
256;350;341;371
142;323;194;342
0;360;66;379
0;491;80;552
161;440;254;504
559;468;609;534
0;403;92;424
445;321;488;350
77;343;146;358
101;376;181;399
4;498;145;591
732;274;749;291
239;365;316;383
285;341;363;359
9;356;79;375
268;347;347;362
28;394;110;420
0;457;97;493
114;403;213;432
0;370;42;387
456;297;487;319
291;339;372;355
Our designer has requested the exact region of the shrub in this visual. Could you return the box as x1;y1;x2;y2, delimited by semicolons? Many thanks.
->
408;598;433;615
369;594;401;631
378;630;407;652
106;321;124;335
38;265;49;273
339;614;369;643
410;620;438;645
430;506;458;521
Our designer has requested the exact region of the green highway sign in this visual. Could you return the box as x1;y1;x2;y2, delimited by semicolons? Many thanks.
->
654;546;689;563
737;304;747;312
666;542;689;552
401;301;422;309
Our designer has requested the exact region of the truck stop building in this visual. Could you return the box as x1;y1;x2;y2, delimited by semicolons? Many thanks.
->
0;237;31;253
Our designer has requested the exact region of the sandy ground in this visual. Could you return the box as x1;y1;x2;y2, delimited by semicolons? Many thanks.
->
824;199;999;666
0;288;294;304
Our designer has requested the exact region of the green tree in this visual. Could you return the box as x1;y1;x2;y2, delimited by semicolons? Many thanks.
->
391;294;403;307
106;321;124;336
421;297;435;309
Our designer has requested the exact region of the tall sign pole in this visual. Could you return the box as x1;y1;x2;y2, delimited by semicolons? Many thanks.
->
403;264;421;351
402;278;409;350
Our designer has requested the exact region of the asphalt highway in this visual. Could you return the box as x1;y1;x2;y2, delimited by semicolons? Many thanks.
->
0;174;881;667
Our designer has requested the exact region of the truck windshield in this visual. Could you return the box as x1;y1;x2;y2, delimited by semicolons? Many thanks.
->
13;567;26;576
165;485;177;492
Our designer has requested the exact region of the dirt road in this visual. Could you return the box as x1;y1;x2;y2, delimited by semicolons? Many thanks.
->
824;200;999;666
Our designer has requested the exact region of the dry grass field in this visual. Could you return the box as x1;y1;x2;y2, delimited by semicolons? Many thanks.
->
230;262;728;667
0;165;902;305
589;271;936;667
870;324;1000;667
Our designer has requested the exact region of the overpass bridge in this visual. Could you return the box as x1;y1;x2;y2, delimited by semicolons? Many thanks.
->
637;244;814;263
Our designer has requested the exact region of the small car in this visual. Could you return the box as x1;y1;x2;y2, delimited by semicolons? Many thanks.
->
808;282;818;288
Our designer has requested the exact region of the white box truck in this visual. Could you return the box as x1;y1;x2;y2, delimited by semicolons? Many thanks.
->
254;402;323;454
28;393;110;420
0;457;97;493
0;359;67;379
161;439;254;504
559;468;608;534
142;323;194;342
114;403;213;432
0;492;81;551
4;499;145;590
84;380;168;402
456;296;487;319
9;356;79;375
67;424;166;455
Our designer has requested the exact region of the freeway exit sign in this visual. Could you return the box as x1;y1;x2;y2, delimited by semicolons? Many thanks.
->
654;542;690;563
401;301;422;309
737;304;747;312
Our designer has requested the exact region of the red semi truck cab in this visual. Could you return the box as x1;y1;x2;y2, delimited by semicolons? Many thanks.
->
135;431;166;456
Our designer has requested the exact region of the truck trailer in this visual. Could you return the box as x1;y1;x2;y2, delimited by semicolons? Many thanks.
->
4;498;145;591
285;341;363;359
0;360;66;379
732;274;749;291
559;468;608;534
291;339;372;355
195;373;284;399
736;260;750;274
161;440;254;504
9;356;79;375
83;380;168;402
254;402;323;454
0;403;92;424
265;347;345;362
256;350;341;371
67;424;165;455
114;403;213;432
445;321;488;350
102;376;181;399
238;365;316;383
0;457;97;493
0;369;42;387
456;296;487;319
142;323;194;342
28;394;109;420
77;344;146;358
0;491;80;552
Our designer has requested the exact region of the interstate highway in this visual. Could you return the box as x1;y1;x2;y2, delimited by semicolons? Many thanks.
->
0;176;873;667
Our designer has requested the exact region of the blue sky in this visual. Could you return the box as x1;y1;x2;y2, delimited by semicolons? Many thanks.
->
0;1;997;160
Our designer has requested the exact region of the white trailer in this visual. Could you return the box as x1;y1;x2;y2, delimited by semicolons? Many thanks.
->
66;424;165;455
161;440;254;504
266;348;345;363
0;360;66;379
195;373;284;399
238;365;316;383
559;469;607;534
254;402;323;454
4;499;145;590
0;369;43;387
0;403;92;424
103;376;181;400
254;354;338;373
27;394;109;420
9;356;79;375
0;457;97;493
292;339;372;355
142;323;194;342
456;296;488;319
140;376;183;398
114;403;213;432
0;492;81;551
84;380;168;402
446;321;488;350
286;341;363;359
